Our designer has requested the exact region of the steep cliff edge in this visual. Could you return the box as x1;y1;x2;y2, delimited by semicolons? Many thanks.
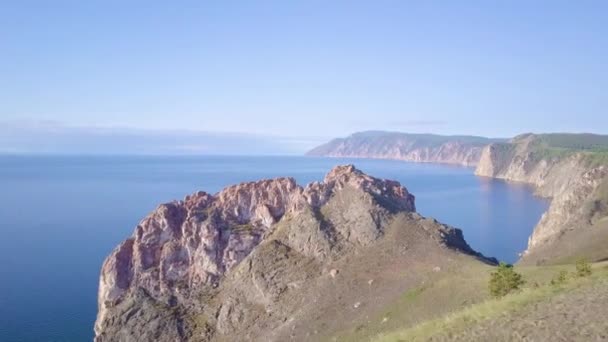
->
475;133;608;264
95;165;493;342
307;131;502;166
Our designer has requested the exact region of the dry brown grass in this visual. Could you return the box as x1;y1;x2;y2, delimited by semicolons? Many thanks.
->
370;263;608;342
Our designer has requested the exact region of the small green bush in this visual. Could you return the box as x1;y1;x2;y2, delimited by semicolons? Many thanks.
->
550;270;569;286
575;258;592;277
488;262;525;298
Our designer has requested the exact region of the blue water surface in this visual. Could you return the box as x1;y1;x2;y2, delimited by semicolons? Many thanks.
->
0;155;548;341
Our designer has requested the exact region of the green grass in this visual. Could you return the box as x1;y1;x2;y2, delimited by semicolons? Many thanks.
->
371;263;608;342
530;146;574;161
515;134;608;166
536;133;608;151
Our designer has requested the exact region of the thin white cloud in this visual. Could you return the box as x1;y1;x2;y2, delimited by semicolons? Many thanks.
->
0;120;318;155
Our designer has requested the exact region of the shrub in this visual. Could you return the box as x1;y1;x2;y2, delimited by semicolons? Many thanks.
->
550;270;569;286
575;258;592;277
488;262;525;298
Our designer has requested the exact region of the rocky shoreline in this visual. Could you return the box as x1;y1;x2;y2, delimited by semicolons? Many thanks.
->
475;135;608;264
310;132;608;265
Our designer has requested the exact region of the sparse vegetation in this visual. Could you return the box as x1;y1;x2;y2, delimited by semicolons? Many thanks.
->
537;133;608;151
371;262;608;342
373;282;566;342
575;258;592;277
515;133;608;166
583;151;608;167
550;270;569;286
230;223;255;233
488;262;525;298
401;286;426;301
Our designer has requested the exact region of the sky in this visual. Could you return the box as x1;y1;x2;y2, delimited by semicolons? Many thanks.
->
1;1;607;154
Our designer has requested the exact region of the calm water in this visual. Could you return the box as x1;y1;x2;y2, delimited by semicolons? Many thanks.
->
0;155;547;341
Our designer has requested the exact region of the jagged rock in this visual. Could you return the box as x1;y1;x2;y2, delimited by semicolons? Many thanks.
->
95;165;489;341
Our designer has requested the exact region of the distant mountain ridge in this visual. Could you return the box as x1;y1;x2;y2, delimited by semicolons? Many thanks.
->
307;131;504;166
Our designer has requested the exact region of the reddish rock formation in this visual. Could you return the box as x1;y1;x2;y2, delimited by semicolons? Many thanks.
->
95;165;416;336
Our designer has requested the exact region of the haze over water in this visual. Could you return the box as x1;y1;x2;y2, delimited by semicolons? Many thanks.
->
0;155;547;341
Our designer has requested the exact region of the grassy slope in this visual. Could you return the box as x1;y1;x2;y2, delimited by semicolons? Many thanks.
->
330;262;493;342
520;219;608;266
514;133;608;166
535;133;608;151
319;134;608;341
351;262;608;342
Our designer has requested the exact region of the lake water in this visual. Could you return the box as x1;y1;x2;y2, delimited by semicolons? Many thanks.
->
0;155;548;341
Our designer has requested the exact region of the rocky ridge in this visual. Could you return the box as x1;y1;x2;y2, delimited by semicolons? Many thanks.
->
95;165;490;341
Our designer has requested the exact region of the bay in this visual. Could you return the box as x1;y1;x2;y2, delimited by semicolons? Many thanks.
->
0;155;547;341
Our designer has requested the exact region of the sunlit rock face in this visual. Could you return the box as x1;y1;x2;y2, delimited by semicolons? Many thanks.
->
95;165;422;339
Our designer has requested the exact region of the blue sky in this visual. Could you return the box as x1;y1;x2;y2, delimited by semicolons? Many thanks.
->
1;1;607;153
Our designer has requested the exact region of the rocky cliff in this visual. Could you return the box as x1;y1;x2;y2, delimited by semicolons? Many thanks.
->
475;134;608;264
306;131;502;167
95;165;492;341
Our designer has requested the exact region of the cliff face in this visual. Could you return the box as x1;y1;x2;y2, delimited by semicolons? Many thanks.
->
95;165;490;341
475;134;608;264
307;131;501;167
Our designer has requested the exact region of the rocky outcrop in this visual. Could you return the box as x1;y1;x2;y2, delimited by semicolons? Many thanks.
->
307;131;501;166
95;165;490;341
475;134;608;264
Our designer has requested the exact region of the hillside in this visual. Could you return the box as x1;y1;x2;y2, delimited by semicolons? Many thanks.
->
475;133;608;265
368;262;608;341
306;131;503;166
95;165;494;341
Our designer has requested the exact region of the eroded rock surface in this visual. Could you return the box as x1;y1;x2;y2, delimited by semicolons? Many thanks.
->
95;165;490;341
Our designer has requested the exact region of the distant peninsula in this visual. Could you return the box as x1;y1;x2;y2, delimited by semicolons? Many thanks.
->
306;131;504;166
